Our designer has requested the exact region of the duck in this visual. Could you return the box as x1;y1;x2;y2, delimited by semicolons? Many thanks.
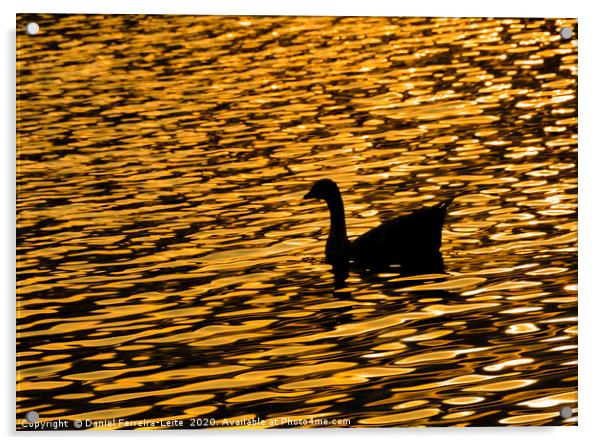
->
303;178;454;288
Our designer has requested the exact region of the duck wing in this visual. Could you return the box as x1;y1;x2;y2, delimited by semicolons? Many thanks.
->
350;199;452;273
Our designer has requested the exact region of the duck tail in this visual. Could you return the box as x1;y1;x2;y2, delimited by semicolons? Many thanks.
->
436;195;455;211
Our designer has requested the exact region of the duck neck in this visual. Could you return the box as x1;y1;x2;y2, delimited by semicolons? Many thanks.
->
326;193;348;242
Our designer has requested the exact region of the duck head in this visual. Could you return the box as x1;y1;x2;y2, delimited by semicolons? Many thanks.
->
303;179;341;201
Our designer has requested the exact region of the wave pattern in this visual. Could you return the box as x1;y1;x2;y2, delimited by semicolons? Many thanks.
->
17;15;577;428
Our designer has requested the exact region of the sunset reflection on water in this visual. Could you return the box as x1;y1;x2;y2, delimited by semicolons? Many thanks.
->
16;15;577;428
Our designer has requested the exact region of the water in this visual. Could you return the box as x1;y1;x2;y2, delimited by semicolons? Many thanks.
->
16;15;577;428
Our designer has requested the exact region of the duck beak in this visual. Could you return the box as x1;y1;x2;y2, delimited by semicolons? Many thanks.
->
303;191;315;200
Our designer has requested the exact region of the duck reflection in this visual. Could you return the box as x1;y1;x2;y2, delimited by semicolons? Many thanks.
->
304;179;454;289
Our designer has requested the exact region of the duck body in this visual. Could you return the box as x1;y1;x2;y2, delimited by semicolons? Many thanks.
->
351;201;450;273
304;179;453;286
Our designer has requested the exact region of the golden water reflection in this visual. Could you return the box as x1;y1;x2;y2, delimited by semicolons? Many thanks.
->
16;15;577;428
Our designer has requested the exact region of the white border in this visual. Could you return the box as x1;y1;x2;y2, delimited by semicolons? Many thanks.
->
3;1;602;444
8;0;583;18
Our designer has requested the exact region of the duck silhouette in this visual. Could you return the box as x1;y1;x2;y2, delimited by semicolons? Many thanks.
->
303;179;454;288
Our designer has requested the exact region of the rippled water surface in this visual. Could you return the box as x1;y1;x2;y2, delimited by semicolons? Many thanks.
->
16;15;577;428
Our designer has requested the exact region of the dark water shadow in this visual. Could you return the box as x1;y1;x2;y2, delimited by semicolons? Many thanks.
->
331;250;446;290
